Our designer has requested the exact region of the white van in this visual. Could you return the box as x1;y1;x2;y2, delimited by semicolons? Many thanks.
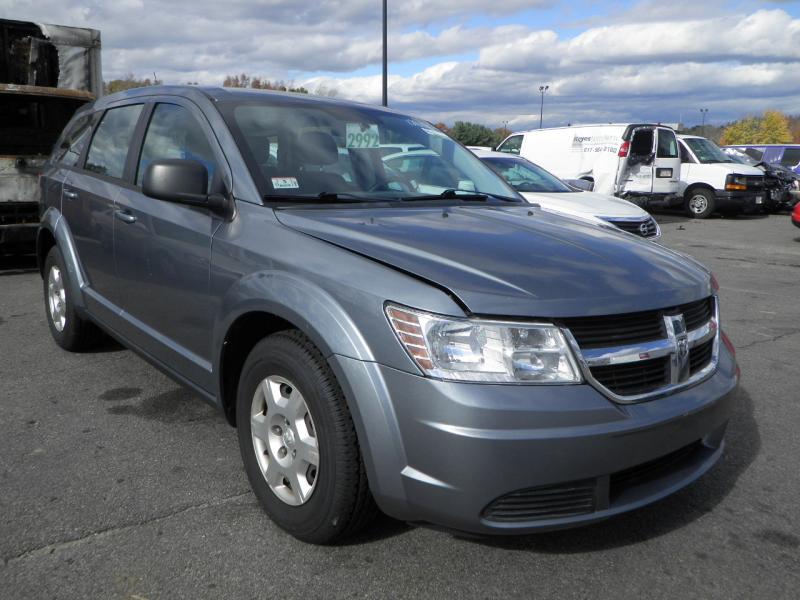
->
676;135;765;218
496;124;682;206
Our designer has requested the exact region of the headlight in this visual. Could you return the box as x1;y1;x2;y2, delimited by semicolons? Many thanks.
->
725;174;748;191
385;304;582;383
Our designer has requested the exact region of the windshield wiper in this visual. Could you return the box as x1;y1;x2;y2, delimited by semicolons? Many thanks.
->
264;191;367;203
401;189;521;203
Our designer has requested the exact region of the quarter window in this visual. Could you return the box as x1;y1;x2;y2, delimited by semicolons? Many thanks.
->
54;115;93;167
497;135;523;155
136;103;218;186
84;104;143;179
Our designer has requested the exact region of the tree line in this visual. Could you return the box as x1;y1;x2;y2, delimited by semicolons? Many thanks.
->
101;74;800;148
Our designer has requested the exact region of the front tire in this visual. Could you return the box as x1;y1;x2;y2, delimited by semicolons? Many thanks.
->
685;188;715;219
42;246;102;351
236;330;376;544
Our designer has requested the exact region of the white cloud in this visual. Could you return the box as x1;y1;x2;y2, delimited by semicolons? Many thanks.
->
1;0;798;127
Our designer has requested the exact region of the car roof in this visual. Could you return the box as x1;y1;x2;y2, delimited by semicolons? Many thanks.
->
92;84;411;116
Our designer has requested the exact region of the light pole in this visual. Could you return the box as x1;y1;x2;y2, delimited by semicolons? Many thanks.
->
700;108;708;137
539;85;549;129
382;0;388;107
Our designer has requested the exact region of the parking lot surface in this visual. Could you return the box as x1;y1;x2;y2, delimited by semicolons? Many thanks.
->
1;213;799;599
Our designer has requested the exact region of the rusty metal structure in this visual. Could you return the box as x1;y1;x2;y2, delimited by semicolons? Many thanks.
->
0;19;101;252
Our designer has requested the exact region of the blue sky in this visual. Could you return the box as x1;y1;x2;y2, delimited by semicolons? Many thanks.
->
5;0;800;129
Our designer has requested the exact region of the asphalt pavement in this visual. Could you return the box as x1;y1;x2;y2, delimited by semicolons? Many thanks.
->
1;212;798;599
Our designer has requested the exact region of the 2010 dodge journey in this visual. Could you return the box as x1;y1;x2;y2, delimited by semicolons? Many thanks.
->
37;86;739;543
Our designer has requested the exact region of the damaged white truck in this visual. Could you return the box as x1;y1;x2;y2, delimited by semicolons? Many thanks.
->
0;19;101;253
496;124;682;208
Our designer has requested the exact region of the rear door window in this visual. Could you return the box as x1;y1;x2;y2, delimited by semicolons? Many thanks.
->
656;129;678;158
84;104;143;179
136;103;218;186
497;135;523;155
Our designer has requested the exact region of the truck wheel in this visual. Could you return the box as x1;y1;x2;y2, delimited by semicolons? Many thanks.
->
42;246;102;351
236;330;377;544
685;189;715;219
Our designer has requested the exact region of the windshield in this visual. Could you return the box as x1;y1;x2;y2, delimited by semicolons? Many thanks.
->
480;156;574;193
684;138;734;164
218;97;520;204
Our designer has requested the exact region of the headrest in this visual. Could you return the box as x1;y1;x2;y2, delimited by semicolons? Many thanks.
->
297;131;339;166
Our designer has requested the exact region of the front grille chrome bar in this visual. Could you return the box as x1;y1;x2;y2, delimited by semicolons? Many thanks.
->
562;296;720;404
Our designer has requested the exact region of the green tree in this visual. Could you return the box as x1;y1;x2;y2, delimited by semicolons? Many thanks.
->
104;73;161;94
223;74;308;94
757;110;792;144
493;126;511;148
720;117;760;146
449;121;496;147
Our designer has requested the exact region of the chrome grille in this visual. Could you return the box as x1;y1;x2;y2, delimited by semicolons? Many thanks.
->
564;296;719;402
603;216;660;238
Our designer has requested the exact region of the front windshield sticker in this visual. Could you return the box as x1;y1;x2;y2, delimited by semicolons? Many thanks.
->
346;123;380;148
271;176;299;189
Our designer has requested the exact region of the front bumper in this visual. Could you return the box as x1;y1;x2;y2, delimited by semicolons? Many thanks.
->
714;189;764;213
333;342;738;535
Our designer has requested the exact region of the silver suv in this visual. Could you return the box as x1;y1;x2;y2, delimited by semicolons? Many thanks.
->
38;86;739;543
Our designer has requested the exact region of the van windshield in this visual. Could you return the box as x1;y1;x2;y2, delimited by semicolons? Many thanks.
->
480;156;574;193
218;97;520;204
684;138;734;164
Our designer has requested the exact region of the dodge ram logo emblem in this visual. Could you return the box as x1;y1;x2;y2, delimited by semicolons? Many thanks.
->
664;314;690;384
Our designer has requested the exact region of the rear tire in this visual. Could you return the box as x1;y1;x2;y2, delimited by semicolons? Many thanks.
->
42;246;102;351
236;329;377;544
685;188;715;219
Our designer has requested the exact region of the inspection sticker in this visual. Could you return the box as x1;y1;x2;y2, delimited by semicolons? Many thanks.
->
346;123;380;148
271;176;299;189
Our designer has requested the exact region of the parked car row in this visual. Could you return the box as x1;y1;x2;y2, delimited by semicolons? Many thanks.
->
495;125;798;220
37;86;738;544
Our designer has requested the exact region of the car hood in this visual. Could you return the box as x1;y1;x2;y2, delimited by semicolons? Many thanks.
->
521;190;647;219
275;205;711;318
711;163;763;176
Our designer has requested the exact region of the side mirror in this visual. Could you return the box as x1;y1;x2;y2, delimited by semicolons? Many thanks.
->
142;159;230;216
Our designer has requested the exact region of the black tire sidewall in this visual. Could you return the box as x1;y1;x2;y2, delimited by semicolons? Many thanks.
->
685;188;715;219
236;333;351;541
43;246;81;350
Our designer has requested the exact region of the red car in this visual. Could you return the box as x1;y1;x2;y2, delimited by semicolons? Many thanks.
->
793;202;800;228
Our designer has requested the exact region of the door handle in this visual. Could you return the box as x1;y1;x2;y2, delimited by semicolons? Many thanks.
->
63;190;78;200
114;209;137;224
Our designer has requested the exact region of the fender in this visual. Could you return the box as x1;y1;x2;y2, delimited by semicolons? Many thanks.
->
212;271;411;506
213;269;376;370
38;206;89;313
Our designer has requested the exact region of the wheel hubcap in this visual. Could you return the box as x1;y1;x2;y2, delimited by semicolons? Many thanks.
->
250;375;319;506
47;265;67;332
689;194;708;214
